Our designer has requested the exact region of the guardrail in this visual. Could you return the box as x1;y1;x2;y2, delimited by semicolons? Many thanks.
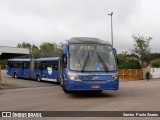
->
0;66;12;89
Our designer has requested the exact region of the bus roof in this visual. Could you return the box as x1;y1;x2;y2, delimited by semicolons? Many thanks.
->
8;58;31;62
8;57;59;62
67;37;111;45
35;57;59;61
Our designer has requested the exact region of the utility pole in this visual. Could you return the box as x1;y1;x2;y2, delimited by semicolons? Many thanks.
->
108;12;113;46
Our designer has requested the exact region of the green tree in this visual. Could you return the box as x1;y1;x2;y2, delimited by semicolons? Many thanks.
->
17;42;32;48
16;42;63;58
17;42;39;58
150;53;160;60
131;34;152;68
34;42;62;58
39;42;57;57
151;59;160;68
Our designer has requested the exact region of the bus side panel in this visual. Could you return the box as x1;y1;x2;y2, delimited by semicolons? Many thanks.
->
16;68;23;78
34;70;42;80
7;61;16;77
7;67;12;76
41;69;58;82
22;69;30;79
7;67;16;77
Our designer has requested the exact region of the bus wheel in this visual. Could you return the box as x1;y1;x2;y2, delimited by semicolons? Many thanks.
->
14;73;18;79
37;75;41;82
60;79;63;87
62;81;70;93
94;90;103;93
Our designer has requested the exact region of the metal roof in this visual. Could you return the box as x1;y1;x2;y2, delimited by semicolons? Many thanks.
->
0;46;29;60
35;57;59;61
8;58;31;62
67;37;111;45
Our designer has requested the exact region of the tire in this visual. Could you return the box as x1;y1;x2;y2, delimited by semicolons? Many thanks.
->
62;80;70;93
60;75;64;87
94;90;103;93
60;78;63;87
37;75;41;82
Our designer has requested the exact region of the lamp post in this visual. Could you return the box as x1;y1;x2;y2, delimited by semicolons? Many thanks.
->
108;12;113;46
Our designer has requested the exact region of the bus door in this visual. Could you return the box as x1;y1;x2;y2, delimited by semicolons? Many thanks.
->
42;61;58;82
7;61;13;76
49;60;58;82
34;61;42;80
16;61;23;77
22;62;30;79
41;61;47;80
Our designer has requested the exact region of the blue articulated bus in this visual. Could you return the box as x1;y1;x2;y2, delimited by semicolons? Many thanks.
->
60;37;119;93
7;57;60;82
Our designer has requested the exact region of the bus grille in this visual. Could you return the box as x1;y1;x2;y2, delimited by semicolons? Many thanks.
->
78;75;112;81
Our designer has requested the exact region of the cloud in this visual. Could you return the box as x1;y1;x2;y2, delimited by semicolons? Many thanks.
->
0;0;159;53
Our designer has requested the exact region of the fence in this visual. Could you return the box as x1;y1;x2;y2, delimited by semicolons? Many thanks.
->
119;69;143;81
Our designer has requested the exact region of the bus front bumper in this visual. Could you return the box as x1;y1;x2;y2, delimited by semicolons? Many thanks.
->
66;80;119;91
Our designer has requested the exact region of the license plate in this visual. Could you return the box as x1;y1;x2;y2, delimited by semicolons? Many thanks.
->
91;85;100;88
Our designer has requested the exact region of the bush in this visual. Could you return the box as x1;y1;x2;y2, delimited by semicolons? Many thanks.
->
151;59;160;68
118;59;141;69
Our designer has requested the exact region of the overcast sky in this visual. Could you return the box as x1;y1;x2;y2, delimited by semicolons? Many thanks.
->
0;0;160;53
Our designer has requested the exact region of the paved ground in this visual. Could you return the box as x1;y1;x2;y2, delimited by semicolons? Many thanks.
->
1;70;57;89
0;70;160;120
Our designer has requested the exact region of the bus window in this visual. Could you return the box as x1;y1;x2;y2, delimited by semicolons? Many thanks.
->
35;62;42;70
13;62;17;68
53;61;58;70
23;62;30;69
8;61;13;68
16;62;23;69
42;62;47;70
44;61;58;71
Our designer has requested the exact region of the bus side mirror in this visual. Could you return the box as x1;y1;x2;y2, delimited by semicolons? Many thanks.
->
113;48;119;65
113;48;117;56
63;44;68;55
62;54;67;68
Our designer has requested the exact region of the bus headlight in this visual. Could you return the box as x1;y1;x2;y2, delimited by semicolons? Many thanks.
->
69;76;78;81
113;76;118;80
67;72;81;81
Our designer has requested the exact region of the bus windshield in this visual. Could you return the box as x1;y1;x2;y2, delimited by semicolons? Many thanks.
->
69;44;117;72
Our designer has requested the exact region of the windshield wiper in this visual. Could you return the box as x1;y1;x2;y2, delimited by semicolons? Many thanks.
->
81;51;89;72
97;51;109;72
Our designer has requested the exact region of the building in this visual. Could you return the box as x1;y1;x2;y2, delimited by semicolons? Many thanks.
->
0;46;29;88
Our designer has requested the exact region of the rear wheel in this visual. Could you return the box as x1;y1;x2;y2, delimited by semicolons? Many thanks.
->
37;75;41;82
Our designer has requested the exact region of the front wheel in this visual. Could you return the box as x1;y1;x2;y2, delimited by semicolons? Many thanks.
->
62;80;71;93
94;90;103;93
60;78;63;87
